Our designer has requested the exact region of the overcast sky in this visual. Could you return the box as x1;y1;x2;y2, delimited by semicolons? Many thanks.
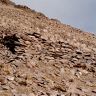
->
13;0;96;34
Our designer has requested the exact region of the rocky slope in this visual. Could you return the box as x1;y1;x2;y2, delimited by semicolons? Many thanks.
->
0;0;96;96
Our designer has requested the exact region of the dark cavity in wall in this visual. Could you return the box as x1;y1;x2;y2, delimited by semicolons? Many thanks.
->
2;34;21;54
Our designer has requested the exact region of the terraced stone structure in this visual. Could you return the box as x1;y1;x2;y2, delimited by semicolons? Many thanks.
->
0;0;96;96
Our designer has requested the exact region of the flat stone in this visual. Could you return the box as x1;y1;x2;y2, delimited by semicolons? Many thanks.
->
2;85;10;90
76;50;82;54
28;93;35;96
7;76;14;81
25;41;31;45
21;94;27;96
92;89;96;93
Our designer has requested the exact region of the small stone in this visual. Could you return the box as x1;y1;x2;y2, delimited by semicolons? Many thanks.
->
45;56;54;60
19;80;27;86
60;67;65;76
71;69;76;75
25;41;31;45
11;89;17;94
21;94;27;96
93;48;96;52
76;50;82;54
80;69;88;75
92;89;96;93
2;85;10;90
12;94;20;96
76;55;82;59
61;95;65;96
9;83;15;89
26;79;32;85
50;91;60;96
0;76;7;85
43;29;48;32
28;93;35;96
69;79;74;82
72;58;78;61
7;76;14;81
76;71;82;78
86;81;93;86
27;59;36;68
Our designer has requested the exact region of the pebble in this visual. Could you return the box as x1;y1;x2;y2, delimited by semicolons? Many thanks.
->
7;76;14;81
28;93;35;96
25;41;31;45
60;67;65;76
21;94;27;96
76;50;82;54
79;69;88;75
0;76;7;85
2;85;10;90
92;89;96;93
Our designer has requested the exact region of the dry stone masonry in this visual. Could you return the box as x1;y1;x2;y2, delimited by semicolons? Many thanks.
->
0;0;96;96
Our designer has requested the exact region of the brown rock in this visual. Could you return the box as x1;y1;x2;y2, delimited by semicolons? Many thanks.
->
0;0;96;96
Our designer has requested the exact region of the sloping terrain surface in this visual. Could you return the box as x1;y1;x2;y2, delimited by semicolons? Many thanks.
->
0;0;96;96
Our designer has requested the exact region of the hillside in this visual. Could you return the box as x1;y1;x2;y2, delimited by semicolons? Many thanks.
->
0;0;96;96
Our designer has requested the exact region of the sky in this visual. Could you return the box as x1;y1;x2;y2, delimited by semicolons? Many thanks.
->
13;0;96;34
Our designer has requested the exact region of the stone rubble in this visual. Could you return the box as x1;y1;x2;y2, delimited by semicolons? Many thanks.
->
0;0;96;96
